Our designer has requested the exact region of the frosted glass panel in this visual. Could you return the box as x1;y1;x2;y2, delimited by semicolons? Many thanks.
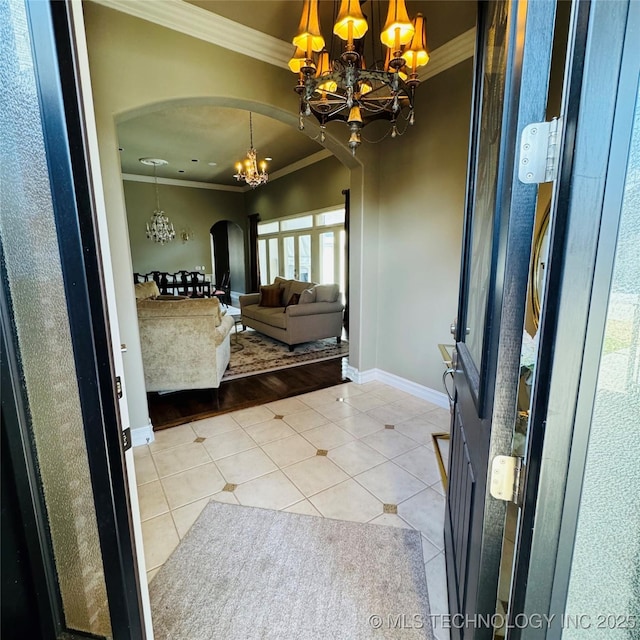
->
0;0;111;635
563;85;640;638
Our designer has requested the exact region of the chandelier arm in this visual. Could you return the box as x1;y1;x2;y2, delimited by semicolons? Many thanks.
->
309;92;350;104
309;103;351;120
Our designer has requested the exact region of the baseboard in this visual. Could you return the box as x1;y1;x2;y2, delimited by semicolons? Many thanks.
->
344;363;449;410
343;362;377;385
131;421;155;447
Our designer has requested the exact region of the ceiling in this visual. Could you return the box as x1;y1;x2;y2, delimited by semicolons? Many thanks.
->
118;107;324;186
115;1;476;188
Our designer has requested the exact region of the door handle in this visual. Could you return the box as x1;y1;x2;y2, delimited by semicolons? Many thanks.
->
450;321;470;337
442;368;455;405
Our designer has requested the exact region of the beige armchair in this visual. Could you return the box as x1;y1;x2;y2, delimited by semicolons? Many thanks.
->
136;297;234;396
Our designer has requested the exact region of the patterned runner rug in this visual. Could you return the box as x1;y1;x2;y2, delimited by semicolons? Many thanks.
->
222;329;348;381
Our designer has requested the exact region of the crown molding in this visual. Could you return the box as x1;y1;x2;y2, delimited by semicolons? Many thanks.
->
91;0;475;81
122;149;332;192
420;28;476;82
122;173;245;192
90;0;292;69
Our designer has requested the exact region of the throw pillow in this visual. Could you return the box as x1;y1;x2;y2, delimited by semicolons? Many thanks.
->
314;283;339;303
283;292;300;312
274;276;292;306
259;284;283;307
299;288;316;304
288;279;315;299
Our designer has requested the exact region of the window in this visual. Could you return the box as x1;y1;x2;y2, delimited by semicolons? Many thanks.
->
257;209;345;295
281;215;313;231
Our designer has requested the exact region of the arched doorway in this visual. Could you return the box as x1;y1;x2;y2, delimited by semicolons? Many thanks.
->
210;220;246;302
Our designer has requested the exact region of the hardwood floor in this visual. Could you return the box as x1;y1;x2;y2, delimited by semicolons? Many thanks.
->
148;358;348;430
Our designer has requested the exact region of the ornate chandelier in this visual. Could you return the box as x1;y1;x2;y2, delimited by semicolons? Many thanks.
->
142;158;175;244
233;112;269;188
290;0;429;155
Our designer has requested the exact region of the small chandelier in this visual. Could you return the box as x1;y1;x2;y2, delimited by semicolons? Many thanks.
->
233;112;268;188
290;0;429;155
142;158;175;244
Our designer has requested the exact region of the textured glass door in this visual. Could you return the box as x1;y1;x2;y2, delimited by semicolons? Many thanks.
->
1;0;143;636
1;0;111;634
562;77;640;640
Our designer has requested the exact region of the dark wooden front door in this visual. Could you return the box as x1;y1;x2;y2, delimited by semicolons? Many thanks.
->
445;2;559;636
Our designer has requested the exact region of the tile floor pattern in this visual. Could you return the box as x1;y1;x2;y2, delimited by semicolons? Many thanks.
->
134;381;451;640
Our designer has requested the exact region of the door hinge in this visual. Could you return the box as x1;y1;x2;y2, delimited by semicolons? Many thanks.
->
518;117;563;184
121;427;132;452
116;376;123;399
490;455;525;505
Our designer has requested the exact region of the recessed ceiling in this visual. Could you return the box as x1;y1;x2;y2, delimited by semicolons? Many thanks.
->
118;107;323;186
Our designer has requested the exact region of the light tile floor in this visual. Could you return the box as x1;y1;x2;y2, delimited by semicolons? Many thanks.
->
134;380;451;640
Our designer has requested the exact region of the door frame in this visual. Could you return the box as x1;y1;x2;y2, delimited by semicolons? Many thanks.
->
1;1;145;637
508;0;640;636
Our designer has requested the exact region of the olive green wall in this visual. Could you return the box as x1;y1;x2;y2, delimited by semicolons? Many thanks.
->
124;180;244;276
245;156;349;220
83;2;359;431
376;60;473;391
83;1;473;428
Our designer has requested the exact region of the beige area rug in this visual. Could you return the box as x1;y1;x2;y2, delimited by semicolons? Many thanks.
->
149;501;433;640
222;328;349;381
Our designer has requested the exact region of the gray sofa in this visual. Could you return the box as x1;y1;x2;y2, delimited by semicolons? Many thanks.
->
239;277;344;350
